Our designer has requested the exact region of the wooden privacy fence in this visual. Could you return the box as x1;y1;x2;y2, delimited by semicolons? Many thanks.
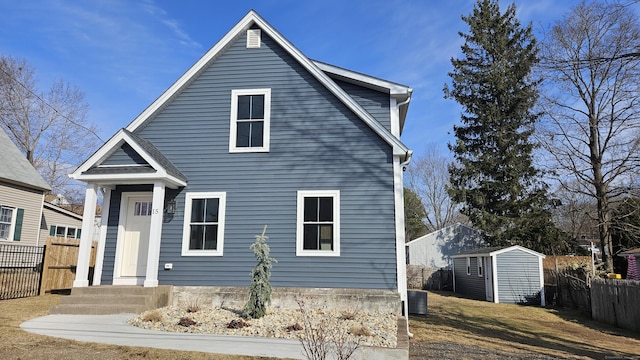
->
591;278;640;333
407;265;453;290
39;236;97;295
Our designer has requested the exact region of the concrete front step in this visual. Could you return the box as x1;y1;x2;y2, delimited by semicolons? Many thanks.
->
57;294;150;306
49;303;150;315
49;285;172;315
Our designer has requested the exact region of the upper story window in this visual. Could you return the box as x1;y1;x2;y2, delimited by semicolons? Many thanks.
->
296;190;340;257
182;192;226;256
229;89;271;153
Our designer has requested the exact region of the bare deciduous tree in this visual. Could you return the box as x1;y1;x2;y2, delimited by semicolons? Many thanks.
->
0;55;100;203
538;1;640;271
549;182;598;247
404;144;464;231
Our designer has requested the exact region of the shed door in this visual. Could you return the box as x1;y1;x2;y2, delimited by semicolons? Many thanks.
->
484;257;494;302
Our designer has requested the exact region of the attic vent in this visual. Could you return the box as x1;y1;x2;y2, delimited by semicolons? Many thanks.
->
247;29;261;48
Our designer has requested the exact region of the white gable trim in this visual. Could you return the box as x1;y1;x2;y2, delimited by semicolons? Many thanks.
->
314;61;412;98
43;202;83;221
451;245;546;259
122;10;410;157
491;245;546;258
70;129;187;188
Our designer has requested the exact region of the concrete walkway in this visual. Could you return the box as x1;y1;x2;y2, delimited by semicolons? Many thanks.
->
21;313;305;359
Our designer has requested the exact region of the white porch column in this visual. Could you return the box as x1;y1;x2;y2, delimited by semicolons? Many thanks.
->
92;187;111;286
73;183;98;288
144;181;165;287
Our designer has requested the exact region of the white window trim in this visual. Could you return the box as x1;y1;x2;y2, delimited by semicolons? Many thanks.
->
296;190;340;257
181;192;226;256
229;88;271;153
0;205;16;241
52;225;81;239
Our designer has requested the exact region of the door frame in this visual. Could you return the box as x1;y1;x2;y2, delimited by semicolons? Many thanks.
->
113;192;152;285
484;256;495;302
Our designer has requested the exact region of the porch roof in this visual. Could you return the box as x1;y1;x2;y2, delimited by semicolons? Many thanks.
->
70;129;187;189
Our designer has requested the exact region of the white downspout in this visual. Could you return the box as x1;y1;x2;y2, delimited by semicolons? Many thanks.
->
391;94;413;338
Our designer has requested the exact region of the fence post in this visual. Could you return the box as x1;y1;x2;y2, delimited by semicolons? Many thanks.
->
39;237;52;296
36;244;47;296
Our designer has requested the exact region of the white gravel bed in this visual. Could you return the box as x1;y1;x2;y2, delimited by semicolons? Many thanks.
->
128;305;398;348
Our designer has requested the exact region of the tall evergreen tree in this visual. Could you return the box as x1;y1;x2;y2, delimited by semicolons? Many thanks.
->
444;0;556;250
404;188;428;240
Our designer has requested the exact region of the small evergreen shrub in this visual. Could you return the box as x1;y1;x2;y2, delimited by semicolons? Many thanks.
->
243;225;277;319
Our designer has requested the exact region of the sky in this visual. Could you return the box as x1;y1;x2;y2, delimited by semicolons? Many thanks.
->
0;0;618;160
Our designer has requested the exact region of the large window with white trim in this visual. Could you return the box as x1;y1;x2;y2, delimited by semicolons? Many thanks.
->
296;190;340;256
182;192;226;256
229;89;271;152
0;206;15;240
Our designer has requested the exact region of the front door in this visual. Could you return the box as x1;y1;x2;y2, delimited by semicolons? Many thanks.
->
484;257;494;302
119;194;152;279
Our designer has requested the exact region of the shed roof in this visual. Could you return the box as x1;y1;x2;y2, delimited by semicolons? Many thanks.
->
0;128;50;191
452;245;545;259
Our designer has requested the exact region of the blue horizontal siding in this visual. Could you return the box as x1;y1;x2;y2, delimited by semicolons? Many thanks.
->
496;250;541;304
453;257;485;300
335;79;391;133
102;29;398;290
102;144;148;166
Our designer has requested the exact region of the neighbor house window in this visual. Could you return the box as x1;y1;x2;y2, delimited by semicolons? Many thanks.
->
229;89;271;152
466;257;471;275
182;192;226;256
478;257;483;277
296;190;340;256
49;225;81;239
0;206;15;240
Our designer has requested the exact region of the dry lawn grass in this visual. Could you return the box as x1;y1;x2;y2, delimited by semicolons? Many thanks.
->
411;291;640;359
0;294;279;360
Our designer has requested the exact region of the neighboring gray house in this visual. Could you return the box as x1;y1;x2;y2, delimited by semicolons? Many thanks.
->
0;128;51;247
452;245;546;306
69;11;413;314
406;223;484;269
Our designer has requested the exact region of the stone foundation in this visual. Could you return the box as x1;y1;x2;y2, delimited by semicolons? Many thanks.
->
171;286;401;314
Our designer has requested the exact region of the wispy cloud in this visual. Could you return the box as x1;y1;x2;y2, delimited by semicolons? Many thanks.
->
140;0;202;48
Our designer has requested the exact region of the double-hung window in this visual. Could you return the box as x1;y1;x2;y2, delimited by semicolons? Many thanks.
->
296;190;340;256
0;206;15;240
182;192;226;256
229;89;271;152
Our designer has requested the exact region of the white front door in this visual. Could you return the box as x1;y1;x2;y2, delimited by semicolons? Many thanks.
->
485;257;494;302
118;194;152;281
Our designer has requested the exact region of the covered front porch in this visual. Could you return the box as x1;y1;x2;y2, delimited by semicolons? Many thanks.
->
70;129;187;289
